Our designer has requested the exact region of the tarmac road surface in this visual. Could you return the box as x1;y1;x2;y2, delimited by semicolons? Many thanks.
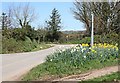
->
1;44;75;81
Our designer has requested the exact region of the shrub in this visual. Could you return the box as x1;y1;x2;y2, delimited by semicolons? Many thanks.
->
2;36;38;54
63;33;118;45
2;37;23;53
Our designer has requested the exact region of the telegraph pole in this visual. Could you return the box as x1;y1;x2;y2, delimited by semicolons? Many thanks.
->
91;12;94;47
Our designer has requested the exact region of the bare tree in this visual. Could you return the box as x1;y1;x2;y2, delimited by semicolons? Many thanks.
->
72;1;92;36
11;3;36;28
72;0;119;35
7;7;12;28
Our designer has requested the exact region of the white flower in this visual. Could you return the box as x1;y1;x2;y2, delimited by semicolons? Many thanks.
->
40;47;43;49
81;49;83;53
83;55;86;59
76;49;79;52
76;47;80;50
50;59;52;61
80;44;83;49
62;49;65;51
71;49;75;53
59;50;62;53
89;47;91;50
71;49;74;53
83;48;86;50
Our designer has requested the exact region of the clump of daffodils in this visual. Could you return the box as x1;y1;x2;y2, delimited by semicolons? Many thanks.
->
80;43;118;50
46;43;118;65
72;43;118;55
94;43;118;49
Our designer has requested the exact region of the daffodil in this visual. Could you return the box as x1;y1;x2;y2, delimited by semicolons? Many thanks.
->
94;51;97;53
40;47;43;49
91;49;96;53
71;49;76;53
76;47;80;50
82;43;89;47
83;48;86;51
50;59;52;61
83;55;86;59
116;48;118;51
62;49;65;51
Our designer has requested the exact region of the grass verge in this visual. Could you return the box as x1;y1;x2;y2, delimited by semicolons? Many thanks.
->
32;44;54;52
22;45;118;81
85;72;120;82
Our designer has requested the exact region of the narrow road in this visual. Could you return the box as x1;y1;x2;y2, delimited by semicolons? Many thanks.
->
1;44;75;81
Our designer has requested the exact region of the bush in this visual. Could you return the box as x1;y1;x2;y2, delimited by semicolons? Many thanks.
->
63;33;118;45
2;36;38;54
2;37;22;53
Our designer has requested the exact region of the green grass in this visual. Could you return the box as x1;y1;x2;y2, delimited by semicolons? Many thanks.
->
62;34;118;45
2;37;53;54
32;44;53;51
22;46;118;81
22;59;118;81
86;72;120;82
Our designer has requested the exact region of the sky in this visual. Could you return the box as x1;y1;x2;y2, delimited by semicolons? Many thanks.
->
2;2;85;31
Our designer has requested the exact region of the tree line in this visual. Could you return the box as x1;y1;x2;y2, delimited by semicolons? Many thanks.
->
1;1;119;43
1;4;61;43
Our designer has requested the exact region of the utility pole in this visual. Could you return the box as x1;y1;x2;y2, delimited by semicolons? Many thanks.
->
91;12;94;47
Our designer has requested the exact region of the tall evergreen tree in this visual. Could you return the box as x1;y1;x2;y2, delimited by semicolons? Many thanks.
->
46;8;61;42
